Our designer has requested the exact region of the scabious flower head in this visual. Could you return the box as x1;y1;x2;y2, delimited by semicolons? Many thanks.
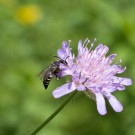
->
52;38;132;115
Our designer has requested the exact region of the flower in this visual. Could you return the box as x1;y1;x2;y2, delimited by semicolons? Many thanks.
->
15;5;42;25
52;38;132;115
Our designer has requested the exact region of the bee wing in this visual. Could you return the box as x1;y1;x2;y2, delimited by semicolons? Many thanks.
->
38;68;49;80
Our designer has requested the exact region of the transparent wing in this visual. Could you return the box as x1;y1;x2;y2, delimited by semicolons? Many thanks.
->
37;67;49;80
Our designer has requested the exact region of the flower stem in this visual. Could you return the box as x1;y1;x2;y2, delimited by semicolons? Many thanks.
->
30;91;78;135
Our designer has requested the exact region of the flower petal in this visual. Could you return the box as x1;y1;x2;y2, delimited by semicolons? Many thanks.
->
105;54;117;65
78;40;83;51
95;44;109;57
112;77;132;86
77;84;86;91
112;65;126;74
107;94;123;112
78;40;86;57
62;41;69;50
95;93;107;115
57;41;71;60
57;49;65;59
121;78;132;86
52;82;76;98
117;85;125;90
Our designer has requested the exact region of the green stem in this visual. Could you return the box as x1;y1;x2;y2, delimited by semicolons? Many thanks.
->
30;91;78;135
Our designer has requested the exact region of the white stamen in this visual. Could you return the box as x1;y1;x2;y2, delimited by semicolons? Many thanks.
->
86;39;90;46
68;40;71;45
83;38;89;46
119;59;122;63
89;38;96;51
114;59;122;65
89;44;93;52
91;38;97;46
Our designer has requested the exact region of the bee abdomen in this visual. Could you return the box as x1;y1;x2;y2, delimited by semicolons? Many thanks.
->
43;76;52;89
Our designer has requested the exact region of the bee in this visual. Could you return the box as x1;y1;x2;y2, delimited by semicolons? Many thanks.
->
38;57;68;89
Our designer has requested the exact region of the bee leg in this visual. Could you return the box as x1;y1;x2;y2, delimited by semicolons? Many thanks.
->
53;73;59;80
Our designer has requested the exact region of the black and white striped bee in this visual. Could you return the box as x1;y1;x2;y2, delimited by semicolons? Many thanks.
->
39;57;68;89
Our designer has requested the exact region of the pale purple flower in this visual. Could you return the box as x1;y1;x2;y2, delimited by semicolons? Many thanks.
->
52;38;132;115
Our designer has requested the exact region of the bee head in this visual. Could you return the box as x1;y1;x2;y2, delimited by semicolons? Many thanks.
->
59;59;66;65
52;55;69;66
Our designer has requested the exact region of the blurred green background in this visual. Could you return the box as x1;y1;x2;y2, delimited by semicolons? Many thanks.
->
0;0;135;135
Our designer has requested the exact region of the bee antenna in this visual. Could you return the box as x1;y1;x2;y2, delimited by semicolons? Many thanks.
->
51;55;69;61
51;55;59;58
65;56;69;60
